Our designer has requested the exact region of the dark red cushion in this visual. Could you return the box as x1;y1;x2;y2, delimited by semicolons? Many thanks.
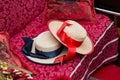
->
45;0;96;24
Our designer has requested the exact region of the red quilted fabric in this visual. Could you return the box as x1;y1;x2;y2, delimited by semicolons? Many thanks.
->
10;14;118;80
0;0;45;37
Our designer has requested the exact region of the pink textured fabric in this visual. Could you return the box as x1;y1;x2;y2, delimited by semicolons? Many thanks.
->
10;14;118;80
0;0;45;37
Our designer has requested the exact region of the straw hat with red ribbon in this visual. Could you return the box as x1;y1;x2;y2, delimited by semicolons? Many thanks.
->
48;20;94;64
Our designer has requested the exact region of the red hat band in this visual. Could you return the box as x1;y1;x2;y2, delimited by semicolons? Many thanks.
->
54;22;83;64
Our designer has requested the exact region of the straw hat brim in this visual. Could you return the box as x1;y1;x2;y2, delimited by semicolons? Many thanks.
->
48;20;94;55
25;41;67;64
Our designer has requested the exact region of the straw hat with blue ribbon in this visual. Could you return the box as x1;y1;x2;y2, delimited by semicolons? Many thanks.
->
22;31;67;64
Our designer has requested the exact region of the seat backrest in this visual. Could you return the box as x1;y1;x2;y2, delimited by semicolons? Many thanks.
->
0;0;45;37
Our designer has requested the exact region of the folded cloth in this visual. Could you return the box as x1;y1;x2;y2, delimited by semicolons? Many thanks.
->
0;32;32;76
0;32;22;67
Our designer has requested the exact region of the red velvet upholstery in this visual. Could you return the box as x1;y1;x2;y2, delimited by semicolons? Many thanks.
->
0;0;119;80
